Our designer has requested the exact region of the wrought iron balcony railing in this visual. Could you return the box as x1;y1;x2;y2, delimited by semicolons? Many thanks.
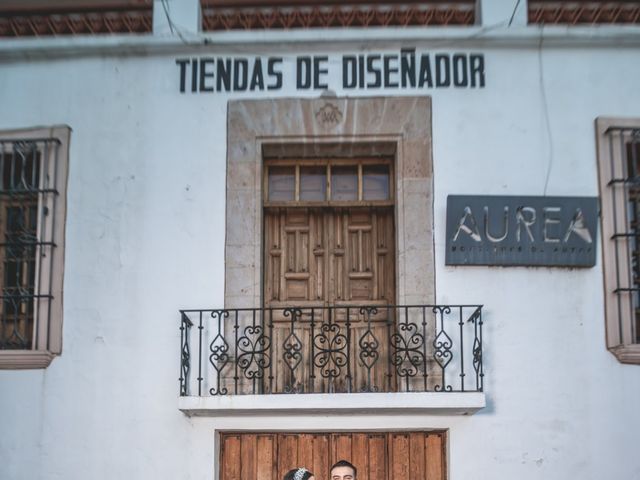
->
179;304;484;396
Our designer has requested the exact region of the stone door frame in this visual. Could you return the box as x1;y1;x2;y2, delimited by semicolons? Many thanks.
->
224;96;434;309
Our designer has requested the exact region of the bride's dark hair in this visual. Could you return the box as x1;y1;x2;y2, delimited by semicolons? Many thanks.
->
284;467;314;480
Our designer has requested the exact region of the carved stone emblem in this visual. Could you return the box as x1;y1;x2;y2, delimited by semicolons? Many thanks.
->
315;102;343;128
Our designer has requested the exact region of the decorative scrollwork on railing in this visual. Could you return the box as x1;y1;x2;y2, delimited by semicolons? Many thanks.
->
358;329;379;369
313;322;349;380
209;310;230;395
432;306;453;392
179;303;484;396
358;306;380;392
282;308;304;393
282;308;303;373
469;306;484;391
181;340;191;395
179;313;193;396
433;329;453;369
390;318;425;388
237;324;271;380
472;337;482;375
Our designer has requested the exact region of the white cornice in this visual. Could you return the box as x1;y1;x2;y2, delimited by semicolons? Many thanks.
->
1;25;640;61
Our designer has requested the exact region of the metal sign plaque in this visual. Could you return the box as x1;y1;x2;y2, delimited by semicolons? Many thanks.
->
445;195;598;267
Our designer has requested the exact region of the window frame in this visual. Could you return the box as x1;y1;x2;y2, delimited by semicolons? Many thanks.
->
263;158;395;208
596;117;640;365
0;125;70;369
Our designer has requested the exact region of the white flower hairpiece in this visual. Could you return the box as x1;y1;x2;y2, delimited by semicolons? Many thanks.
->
294;468;309;480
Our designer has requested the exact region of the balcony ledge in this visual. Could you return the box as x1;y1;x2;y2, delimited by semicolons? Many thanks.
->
179;391;485;417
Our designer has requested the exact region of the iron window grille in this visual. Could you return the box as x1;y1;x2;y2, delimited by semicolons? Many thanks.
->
596;118;640;364
0;127;69;368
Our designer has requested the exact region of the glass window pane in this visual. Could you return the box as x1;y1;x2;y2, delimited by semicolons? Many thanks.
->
300;166;326;201
363;165;390;200
331;166;358;201
268;166;295;202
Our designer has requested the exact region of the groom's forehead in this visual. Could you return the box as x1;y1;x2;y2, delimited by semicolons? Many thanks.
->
331;466;355;476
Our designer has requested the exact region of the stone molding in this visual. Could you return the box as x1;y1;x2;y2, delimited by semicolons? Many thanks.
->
0;350;56;369
225;96;434;309
610;344;640;365
0;125;70;369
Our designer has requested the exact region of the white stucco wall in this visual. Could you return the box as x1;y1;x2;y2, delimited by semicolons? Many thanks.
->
0;23;639;480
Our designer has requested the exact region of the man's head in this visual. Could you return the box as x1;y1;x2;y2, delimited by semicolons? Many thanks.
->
330;460;356;480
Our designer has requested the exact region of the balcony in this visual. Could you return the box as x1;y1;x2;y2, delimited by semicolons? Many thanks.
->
178;304;485;416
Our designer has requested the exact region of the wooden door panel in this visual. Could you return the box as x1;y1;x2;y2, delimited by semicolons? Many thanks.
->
390;433;410;480
374;209;394;303
221;434;242;480
266;209;326;305
220;432;445;480
221;434;278;480
329;208;395;313
265;207;395;393
409;432;426;480
350;434;370;480
425;434;445;480
298;433;330;480
278;434;300;476
368;434;387;480
335;210;394;307
241;434;258;480
332;434;353;467
256;435;277;480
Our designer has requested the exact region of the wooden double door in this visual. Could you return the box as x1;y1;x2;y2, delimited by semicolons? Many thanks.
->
220;431;446;480
264;206;395;393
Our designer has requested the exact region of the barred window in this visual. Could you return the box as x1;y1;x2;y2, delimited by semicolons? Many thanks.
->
596;118;640;365
0;126;69;369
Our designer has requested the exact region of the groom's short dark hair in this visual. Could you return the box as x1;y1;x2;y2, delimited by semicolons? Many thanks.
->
330;460;357;478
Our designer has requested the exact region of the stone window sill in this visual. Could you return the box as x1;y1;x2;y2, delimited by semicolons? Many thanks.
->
610;344;640;365
0;350;56;369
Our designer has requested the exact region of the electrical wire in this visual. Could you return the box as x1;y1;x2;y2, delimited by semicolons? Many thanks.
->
160;0;193;45
538;24;554;196
508;0;523;27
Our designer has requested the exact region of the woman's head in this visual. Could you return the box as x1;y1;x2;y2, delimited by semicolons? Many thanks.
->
284;467;314;480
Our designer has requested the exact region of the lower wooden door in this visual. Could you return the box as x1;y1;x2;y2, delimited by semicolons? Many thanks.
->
220;431;445;480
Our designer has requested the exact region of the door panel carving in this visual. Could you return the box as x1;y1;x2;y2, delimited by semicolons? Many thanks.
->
264;207;395;393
